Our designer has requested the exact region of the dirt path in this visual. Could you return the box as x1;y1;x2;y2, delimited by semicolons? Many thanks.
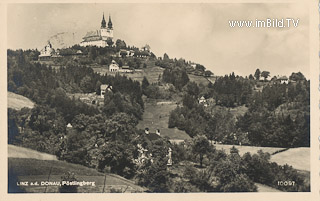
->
255;183;281;192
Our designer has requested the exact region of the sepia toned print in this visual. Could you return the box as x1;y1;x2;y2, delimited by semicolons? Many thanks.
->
7;3;310;193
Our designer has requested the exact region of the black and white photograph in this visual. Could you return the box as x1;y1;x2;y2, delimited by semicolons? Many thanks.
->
4;2;314;196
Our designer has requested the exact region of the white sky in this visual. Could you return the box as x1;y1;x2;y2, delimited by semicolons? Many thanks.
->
7;3;309;77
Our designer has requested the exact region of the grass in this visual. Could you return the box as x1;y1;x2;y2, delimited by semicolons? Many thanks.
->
188;74;210;86
8;145;58;161
214;144;310;172
214;144;285;156
270;147;310;171
8;158;146;193
7;92;35;110
137;99;190;140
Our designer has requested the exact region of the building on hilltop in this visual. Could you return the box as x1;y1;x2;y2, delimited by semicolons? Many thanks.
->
80;13;114;47
39;41;54;60
277;75;289;84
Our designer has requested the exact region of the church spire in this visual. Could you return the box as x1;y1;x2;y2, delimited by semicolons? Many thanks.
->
108;14;113;29
101;13;106;28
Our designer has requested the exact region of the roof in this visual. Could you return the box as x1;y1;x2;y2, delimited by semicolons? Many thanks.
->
122;65;130;69
110;60;118;65
83;30;103;42
278;76;288;80
100;84;109;90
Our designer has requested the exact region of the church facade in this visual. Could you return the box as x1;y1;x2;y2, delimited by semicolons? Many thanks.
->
80;14;114;47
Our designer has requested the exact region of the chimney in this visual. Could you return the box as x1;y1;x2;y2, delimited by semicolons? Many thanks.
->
156;129;160;136
145;128;149;135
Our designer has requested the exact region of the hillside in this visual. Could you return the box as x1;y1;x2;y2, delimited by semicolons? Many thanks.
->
214;144;285;156
8;145;146;193
8;145;57;161
92;61;212;86
270;147;310;171
137;99;190;140
8;92;35;110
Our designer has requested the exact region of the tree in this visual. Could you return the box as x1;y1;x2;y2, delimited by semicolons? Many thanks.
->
116;39;126;50
59;172;78;193
163;53;170;61
195;64;206;72
80;75;93;93
254;69;261;80
184;82;199;97
261;71;270;80
204;70;213;77
96;142;136;178
88;47;97;61
289;72;306;82
191;135;211;167
141;76;150;95
107;38;114;47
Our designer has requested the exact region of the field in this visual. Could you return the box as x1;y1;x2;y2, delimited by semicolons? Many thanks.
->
214;144;310;172
137;99;190;140
188;74;211;86
270;147;310;171
8;145;57;161
8;145;146;193
214;144;285;156
8;92;35;110
126;66;164;84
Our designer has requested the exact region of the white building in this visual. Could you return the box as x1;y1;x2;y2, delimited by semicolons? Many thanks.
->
278;76;289;84
199;96;208;107
109;60;119;72
119;65;133;73
80;14;113;47
39;41;54;60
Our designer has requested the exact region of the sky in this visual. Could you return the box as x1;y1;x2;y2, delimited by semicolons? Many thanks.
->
7;3;310;78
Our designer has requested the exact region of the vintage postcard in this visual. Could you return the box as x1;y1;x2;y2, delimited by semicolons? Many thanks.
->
1;1;319;201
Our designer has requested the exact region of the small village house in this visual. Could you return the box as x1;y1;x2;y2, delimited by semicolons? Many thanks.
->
277;76;289;84
109;60;119;72
119;65;133;73
39;41;54;61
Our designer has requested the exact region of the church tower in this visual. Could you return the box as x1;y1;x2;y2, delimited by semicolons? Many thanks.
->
100;13;113;40
107;15;113;38
101;13;106;28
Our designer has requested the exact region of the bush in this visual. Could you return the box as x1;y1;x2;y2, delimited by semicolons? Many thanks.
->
59;172;78;193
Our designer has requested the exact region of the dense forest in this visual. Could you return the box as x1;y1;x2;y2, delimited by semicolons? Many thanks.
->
169;72;310;148
8;48;310;192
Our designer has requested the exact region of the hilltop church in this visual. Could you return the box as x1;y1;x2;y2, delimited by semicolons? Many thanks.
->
80;13;114;47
